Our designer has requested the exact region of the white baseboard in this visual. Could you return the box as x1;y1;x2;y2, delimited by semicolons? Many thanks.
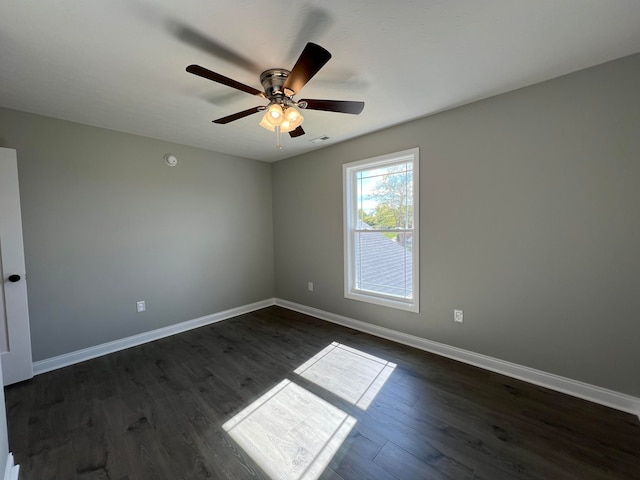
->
33;298;276;376
275;299;640;417
4;453;19;480
31;296;640;417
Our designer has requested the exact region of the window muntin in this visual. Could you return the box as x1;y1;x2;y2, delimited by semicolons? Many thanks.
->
344;148;419;312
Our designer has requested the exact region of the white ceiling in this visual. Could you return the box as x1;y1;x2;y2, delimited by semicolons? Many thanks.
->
2;1;640;162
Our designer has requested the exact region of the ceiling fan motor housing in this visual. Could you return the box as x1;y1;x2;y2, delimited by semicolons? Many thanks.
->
260;69;291;101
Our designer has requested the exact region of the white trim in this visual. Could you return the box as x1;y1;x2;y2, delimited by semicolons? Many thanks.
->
3;453;19;480
274;299;640;417
33;298;276;376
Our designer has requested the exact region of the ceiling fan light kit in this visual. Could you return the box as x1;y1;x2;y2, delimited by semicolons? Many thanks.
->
258;102;304;133
186;42;364;150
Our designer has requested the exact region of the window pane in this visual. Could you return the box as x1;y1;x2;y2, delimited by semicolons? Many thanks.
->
356;163;413;230
354;231;413;299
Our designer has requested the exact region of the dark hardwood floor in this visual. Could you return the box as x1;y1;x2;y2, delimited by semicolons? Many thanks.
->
6;306;640;479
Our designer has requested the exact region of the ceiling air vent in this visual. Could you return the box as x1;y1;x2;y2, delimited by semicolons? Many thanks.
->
309;135;330;144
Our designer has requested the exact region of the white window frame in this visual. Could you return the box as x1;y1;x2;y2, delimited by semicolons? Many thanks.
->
343;148;419;312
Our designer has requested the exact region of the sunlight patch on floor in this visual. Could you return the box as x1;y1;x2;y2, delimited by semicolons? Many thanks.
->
223;379;356;480
294;342;396;409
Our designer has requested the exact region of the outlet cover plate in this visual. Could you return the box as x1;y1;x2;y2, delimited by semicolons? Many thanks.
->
454;309;463;323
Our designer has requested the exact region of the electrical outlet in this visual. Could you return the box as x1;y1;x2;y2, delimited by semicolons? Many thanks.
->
308;282;314;292
454;309;463;323
136;301;146;313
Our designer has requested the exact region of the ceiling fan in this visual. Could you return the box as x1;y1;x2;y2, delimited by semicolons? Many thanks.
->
186;42;364;149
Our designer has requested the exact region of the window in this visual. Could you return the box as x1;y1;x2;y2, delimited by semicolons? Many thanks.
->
343;148;419;312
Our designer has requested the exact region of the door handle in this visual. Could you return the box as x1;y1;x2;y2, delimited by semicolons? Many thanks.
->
8;275;21;282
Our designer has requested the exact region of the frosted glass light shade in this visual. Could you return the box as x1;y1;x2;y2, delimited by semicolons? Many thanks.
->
267;104;283;123
259;115;276;131
277;107;303;133
259;104;286;131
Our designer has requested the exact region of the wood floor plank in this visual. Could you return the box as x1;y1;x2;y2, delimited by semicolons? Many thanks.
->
369;379;618;479
388;372;640;478
374;440;452;480
6;306;640;479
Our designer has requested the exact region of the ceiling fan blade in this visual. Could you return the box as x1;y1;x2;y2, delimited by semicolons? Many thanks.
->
289;126;305;138
187;65;264;97
213;106;263;124
283;43;332;95
299;99;365;114
287;6;334;61
173;24;262;74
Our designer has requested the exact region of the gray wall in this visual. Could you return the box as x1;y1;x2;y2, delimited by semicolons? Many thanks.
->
1;54;638;398
272;53;640;397
0;108;274;361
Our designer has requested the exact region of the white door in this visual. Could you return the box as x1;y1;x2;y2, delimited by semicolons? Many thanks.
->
0;148;33;385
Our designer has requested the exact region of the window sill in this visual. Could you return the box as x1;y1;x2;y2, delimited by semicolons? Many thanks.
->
345;290;419;313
